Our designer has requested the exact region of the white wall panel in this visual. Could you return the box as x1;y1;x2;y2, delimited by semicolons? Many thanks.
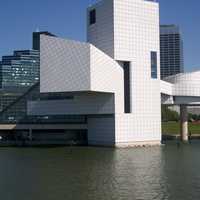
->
115;113;161;143
40;35;91;93
90;45;124;113
87;0;114;58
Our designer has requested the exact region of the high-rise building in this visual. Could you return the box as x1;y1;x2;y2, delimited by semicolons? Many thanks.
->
0;50;39;111
0;31;56;112
160;25;184;79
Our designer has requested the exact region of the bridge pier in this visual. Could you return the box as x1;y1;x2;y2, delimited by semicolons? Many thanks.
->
180;105;188;142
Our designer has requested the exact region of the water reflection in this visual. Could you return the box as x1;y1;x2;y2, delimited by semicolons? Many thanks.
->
0;142;200;200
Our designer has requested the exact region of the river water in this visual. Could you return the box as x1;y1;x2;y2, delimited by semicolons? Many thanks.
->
0;141;200;200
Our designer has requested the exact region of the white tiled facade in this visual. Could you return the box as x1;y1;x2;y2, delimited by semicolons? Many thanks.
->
40;36;91;93
87;0;114;58
161;72;200;105
164;71;200;97
87;0;161;145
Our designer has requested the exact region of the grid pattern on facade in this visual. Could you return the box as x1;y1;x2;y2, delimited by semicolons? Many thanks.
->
0;50;40;112
160;25;184;79
87;0;162;143
0;50;39;88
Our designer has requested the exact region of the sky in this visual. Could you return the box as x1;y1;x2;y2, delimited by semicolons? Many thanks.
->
0;0;199;71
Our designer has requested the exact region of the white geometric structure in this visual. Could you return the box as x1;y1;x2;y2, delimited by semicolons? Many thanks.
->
87;0;162;146
28;0;161;146
161;71;200;105
27;0;200;146
30;36;124;115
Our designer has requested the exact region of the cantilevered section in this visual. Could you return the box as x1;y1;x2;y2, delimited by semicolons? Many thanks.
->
40;35;124;95
36;35;124;116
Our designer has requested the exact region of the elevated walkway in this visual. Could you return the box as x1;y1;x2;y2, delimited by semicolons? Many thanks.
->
161;71;200;105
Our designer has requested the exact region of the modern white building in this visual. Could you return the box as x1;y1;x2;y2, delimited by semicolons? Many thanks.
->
27;0;200;146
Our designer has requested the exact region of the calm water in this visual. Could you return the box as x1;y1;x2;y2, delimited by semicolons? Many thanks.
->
1;141;200;200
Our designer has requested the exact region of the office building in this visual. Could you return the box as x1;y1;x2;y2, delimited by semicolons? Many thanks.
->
0;31;55;116
160;25;184;79
0;50;39;111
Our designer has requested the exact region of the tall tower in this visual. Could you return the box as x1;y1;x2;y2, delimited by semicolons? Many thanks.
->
87;0;161;144
160;25;184;79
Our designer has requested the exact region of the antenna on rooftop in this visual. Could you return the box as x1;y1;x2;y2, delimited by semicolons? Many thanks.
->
36;27;40;32
89;0;97;7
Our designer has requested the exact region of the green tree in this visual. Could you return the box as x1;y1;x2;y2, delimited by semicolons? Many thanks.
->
161;105;179;122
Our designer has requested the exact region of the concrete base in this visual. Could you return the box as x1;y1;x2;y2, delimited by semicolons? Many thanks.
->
88;140;161;148
115;141;161;148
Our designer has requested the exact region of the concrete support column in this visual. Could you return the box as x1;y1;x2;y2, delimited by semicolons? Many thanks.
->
29;129;33;141
180;105;188;142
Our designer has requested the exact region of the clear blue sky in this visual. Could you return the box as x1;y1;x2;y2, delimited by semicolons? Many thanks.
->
0;0;199;71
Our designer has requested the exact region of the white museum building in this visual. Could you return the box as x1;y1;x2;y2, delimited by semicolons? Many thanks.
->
27;0;200;146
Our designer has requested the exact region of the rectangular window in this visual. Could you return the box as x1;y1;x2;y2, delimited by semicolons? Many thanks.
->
151;51;157;79
89;9;96;25
123;62;131;113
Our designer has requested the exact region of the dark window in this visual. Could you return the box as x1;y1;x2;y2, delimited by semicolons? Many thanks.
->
89;9;96;25
40;93;74;101
123;62;131;113
151;51;157;79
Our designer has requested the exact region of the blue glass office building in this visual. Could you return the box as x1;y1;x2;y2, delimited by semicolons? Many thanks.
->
0;50;40;111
